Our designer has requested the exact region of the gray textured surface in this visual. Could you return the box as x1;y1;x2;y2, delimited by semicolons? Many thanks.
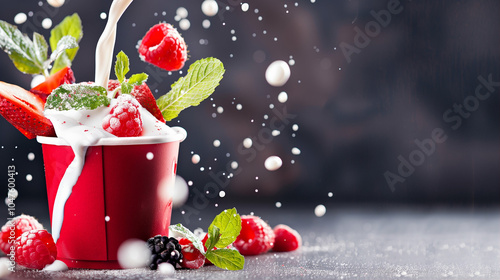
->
4;206;500;280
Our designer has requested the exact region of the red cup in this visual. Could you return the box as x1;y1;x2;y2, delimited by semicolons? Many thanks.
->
37;128;186;269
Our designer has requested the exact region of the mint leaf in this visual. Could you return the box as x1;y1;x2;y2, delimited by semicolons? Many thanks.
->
45;36;78;70
208;208;241;249
114;51;129;83
157;57;225;121
128;73;148;85
169;224;206;254
45;84;110;111
0;20;44;74
49;13;82;74
33;33;48;68
205;225;221;252
206;248;245;271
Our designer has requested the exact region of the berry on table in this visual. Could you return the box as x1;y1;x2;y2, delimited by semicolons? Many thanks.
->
233;215;275;256
178;238;205;269
0;215;44;254
15;229;57;270
273;224;302;252
147;235;183;270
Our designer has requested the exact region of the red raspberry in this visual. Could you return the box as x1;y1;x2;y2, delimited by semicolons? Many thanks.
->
108;80;165;122
0;215;43;254
102;95;143;137
233;215;275;256
273;224;302;252
178;238;205;269
15;229;57;270
138;23;187;71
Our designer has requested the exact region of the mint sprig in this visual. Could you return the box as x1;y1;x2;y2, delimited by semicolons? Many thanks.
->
45;84;110;111
49;13;83;75
168;208;244;271
157;57;225;121
113;51;148;94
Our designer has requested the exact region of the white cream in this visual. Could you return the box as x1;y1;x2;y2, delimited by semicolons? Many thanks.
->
95;0;134;93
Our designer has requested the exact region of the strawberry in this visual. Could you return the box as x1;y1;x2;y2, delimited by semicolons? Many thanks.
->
178;238;205;269
0;82;55;139
108;80;165;122
30;67;75;101
138;23;187;71
272;224;302;252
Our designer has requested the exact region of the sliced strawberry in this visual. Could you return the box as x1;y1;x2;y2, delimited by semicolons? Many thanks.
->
107;80;166;122
178;238;205;269
0;82;55;139
30;67;75;101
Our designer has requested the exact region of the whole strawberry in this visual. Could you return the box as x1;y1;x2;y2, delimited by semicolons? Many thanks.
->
138;23;187;71
233;215;275;256
102;94;143;137
0;215;43;254
16;229;57;270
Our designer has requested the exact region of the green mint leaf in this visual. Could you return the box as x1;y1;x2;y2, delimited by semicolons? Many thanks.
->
128;73;148;86
121;82;133;95
208;208;242;249
114;51;129;83
205;248;245;271
169;224;206;254
33;33;48;69
157;57;225;121
45;36;78;69
49;13;82;75
205;225;221;252
45;84;110;111
0;20;44;74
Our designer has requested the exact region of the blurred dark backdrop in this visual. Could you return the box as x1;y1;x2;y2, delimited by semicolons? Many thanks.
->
0;0;499;215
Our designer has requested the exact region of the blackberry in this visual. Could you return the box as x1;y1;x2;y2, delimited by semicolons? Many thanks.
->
147;235;183;270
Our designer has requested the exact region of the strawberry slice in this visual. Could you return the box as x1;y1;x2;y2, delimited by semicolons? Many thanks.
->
30;67;75;101
0;82;55;139
108;80;166;122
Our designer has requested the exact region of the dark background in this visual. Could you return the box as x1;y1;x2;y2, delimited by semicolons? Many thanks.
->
0;0;499;220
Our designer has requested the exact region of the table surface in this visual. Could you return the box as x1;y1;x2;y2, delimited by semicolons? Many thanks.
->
4;205;500;280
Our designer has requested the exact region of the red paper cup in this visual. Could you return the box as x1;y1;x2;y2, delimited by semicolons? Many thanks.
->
37;127;186;269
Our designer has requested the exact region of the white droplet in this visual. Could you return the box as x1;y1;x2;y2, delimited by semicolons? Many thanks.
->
26;174;33;182
47;0;65;8
272;130;280;136
328;192;333;197
231;161;238;169
314;204;326;217
158;262;175;275
202;19;211;29
117;239;151;269
236;104;243;110
100;12;107;20
219;191;226;198
105;216;110;222
288;59;295;66
171;175;189;208
243;138;253;148
292;124;299;131
275;202;282;208
192;154;201;164
176;7;189;18
14;13;27;24
265;156;283;171
8;188;18;200
27;152;35;161
146;152;154;160
213;140;221;147
31;75;46;89
202;0;219;17
0;258;11;277
217;106;224;114
265;60;291;87
231;36;237;41
241;3;249;12
179;18;190;30
42;260;68;272
291;147;301;155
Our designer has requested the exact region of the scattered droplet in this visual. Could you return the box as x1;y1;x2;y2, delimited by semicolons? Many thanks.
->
117;239;151;269
219;191;226;198
47;0;65;8
146;152;154;160
105;216;110;222
314;204;326;217
278;91;288;103
171;176;189;208
176;7;188;18
291;147;301;155
231;161;239;169
265;156;282;171
179;18;190;30
202;19;211;29
275;202;282;208
192;154;201;164
292;124;299;131
217;106;224;114
241;3;249;12
236;104;242;110
14;13;27;24
243;138;253;148
265;60;291;87
328;192;333;197
27;152;35;161
26;174;33;182
213;140;221;147
158;262;175;276
201;0;219;17
100;12;107;20
272;130;280;136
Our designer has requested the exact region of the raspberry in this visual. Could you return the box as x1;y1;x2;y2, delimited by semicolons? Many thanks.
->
15;229;57;270
147;235;183;270
178;238;205;269
102;95;143;137
272;224;302;252
0;215;43;254
233;215;275;256
138;23;187;71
